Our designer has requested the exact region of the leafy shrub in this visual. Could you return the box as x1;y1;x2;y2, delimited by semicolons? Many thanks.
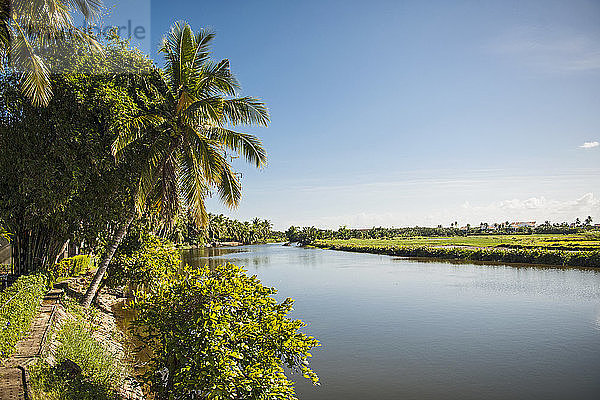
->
0;273;47;359
106;232;180;289
132;263;320;399
49;255;92;281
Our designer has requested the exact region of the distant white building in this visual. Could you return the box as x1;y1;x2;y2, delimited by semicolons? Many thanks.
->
509;221;536;229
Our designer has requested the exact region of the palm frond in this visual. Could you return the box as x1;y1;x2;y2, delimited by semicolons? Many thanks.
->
216;164;242;208
10;31;52;106
159;21;193;92
186;126;227;185
184;96;224;125
194;58;239;97
207;127;267;168
111;114;165;160
67;0;102;21
0;1;10;53
190;28;214;71
222;97;270;126
156;153;179;225
179;145;210;226
3;0;105;105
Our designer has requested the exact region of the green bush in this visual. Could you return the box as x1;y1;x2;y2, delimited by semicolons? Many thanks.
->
106;232;180;289
0;273;47;359
50;255;92;281
132;262;320;399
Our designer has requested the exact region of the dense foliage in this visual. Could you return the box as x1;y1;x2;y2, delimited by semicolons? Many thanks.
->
132;263;320;399
315;240;600;268
49;255;92;282
0;273;47;359
105;228;180;289
0;35;156;274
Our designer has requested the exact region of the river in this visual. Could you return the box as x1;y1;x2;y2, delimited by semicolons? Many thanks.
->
181;243;600;400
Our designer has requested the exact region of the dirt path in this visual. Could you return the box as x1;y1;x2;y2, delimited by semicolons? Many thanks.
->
0;289;62;400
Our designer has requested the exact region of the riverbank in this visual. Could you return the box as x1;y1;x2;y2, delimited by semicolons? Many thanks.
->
27;276;144;400
312;239;600;268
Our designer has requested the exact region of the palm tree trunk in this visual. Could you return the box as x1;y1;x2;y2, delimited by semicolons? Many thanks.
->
53;240;69;265
81;213;135;308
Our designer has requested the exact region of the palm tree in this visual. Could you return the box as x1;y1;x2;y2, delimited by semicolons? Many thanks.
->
0;0;102;106
81;21;268;306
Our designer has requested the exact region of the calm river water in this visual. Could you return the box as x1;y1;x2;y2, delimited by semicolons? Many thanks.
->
181;243;600;400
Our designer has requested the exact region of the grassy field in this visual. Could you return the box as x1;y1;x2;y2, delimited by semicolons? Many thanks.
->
317;233;600;251
313;233;600;267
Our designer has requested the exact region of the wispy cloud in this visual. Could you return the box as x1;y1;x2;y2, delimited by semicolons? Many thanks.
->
287;193;600;228
490;26;600;73
464;192;599;214
457;193;599;226
580;141;599;149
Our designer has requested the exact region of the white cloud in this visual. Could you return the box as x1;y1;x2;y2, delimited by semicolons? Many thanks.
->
459;193;599;224
285;193;600;228
580;141;599;149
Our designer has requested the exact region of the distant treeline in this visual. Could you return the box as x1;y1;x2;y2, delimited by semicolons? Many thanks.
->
285;224;588;246
168;212;285;246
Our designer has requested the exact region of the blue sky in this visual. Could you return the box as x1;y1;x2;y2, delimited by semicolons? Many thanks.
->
107;0;599;229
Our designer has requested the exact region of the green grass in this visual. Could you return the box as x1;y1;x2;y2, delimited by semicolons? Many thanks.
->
318;233;600;251
29;297;126;400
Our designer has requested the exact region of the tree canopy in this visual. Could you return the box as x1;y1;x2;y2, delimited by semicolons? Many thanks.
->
0;34;158;273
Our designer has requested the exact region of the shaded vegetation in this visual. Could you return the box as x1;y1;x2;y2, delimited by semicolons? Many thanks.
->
30;362;120;400
105;224;180;289
49;255;92;282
